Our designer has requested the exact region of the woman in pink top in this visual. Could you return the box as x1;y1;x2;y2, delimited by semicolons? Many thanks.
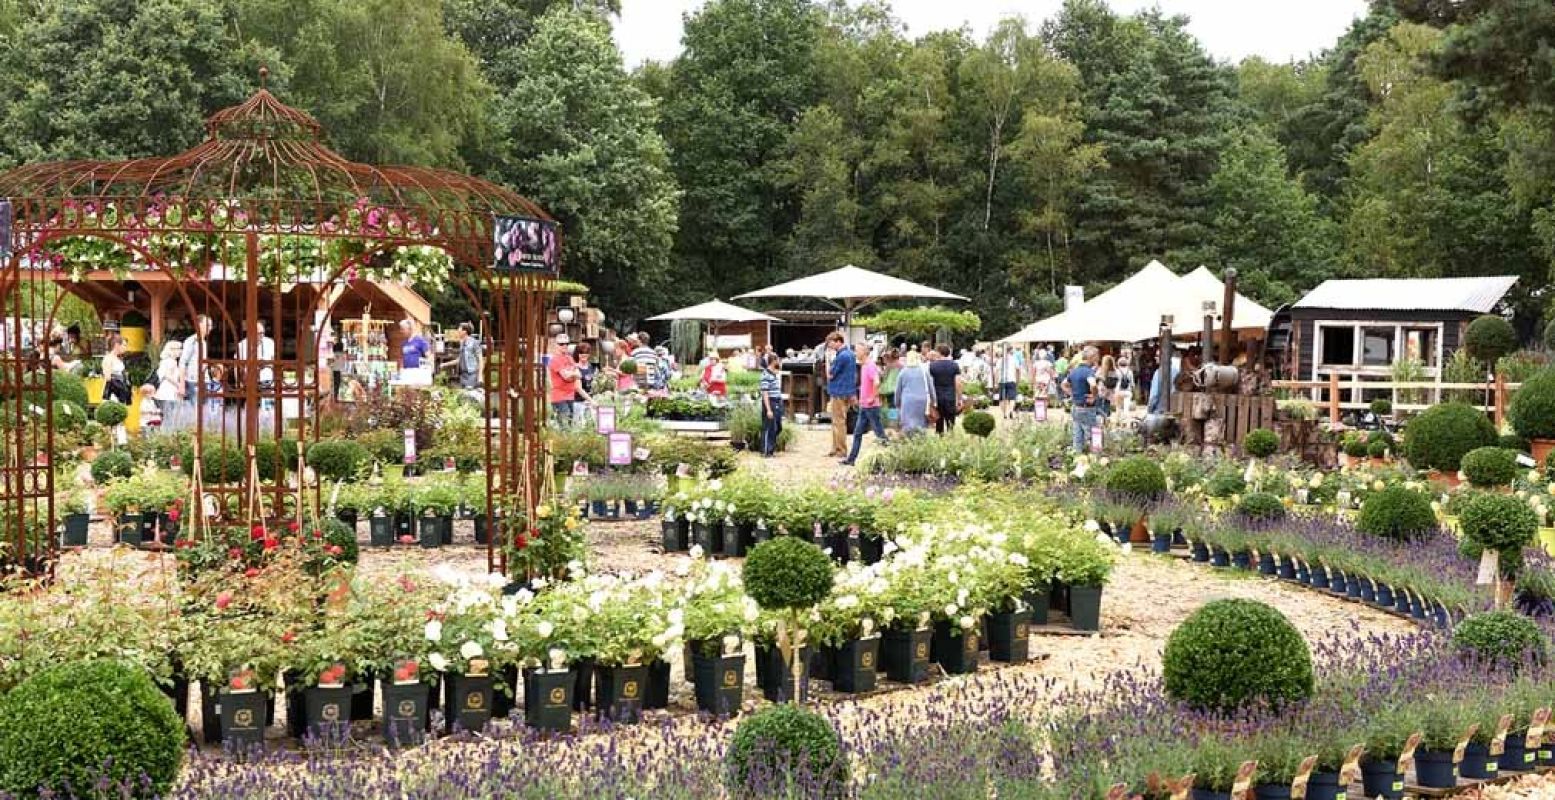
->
842;343;889;466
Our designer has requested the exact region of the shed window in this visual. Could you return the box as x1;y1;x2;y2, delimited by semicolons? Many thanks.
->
1403;327;1437;367
1319;325;1354;366
1361;327;1395;366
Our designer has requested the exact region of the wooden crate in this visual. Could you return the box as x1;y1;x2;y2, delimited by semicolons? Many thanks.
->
1170;393;1276;449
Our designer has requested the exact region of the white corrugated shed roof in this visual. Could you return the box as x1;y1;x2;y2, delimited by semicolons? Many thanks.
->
1293;276;1518;313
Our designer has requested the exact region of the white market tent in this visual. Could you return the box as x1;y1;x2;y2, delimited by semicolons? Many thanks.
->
733;264;967;324
646;299;779;324
1002;261;1274;344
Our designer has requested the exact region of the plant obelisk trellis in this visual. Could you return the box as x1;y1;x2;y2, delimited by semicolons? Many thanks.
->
0;72;556;576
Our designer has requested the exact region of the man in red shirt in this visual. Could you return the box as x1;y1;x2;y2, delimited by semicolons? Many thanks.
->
841;342;889;465
548;334;588;425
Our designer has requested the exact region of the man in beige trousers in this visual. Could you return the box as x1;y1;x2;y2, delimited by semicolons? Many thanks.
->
822;331;858;457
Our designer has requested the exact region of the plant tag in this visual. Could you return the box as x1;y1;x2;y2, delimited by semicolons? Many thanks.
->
1290;756;1318;800
1453;724;1480;765
721;634;742;657
403;428;416;464
625;648;643;668
1168;774;1194;800
1397;733;1422;776
1105;783;1129;800
1338;745;1364;785
1033;398;1047;422
1089;425;1103;453
607;433;632;466
596;406;616;434
1525;708;1549;752
548;649;567;671
572;460;589;477
634;447;650;461
1490;713;1513;757
1477;549;1499;585
467;658;489;678
1230;761;1257;800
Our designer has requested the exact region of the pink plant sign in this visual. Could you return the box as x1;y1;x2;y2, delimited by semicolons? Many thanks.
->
608;433;632;466
596;406;616;434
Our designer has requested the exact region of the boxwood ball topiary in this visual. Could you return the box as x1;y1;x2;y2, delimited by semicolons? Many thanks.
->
743;536;834;611
1243;428;1279;458
1461;446;1519;488
1459;491;1539;553
93;399;127;427
1162;599;1314;713
1465;314;1518;365
1104;456;1167;503
726;703;847;795
961;410;995;437
1366;440;1388;459
307;440;370;482
1356;486;1437;540
90;449;134;484
1510;368;1555;441
1452;610;1548;670
0;659;185;797
1343;433;1370;458
1236;491;1286;522
1403;402;1496;473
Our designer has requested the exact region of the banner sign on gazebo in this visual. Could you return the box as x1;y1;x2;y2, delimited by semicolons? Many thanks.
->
493;215;559;275
0;200;11;257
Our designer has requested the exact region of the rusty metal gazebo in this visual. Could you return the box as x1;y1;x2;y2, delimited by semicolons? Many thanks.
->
0;73;555;575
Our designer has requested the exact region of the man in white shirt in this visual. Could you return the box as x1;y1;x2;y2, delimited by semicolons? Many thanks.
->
237;319;276;389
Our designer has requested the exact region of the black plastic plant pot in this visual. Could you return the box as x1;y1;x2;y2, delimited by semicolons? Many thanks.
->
418;515;446;548
1276;558;1296;580
1461;742;1497;779
692;522;719;556
287;685;352;741
590;500;611;519
1151;532;1172;554
859;533;884;564
572;658;595;711
755;643;810;703
722;523;747;558
1294;561;1310;584
1191;790;1230;800
1210;547;1230;568
523;668;574;733
645;659;671;710
1347;575;1365;600
395;512;415;539
1359;759;1404;800
217;689;269;750
473;515;490;546
1022;589;1050;626
61;513;89;547
1395;589;1412;615
593;664;647;723
1190;541;1210;562
380;681;430;747
443;673;494;735
1304;772;1342;800
1413;749;1458;788
1253;783;1291;800
492;665;519;718
1409;595;1427;621
335;508;358;529
881;626;932;684
1432;604;1450;628
1374;582;1395;608
1540;740;1555;767
441;514;454;545
809;646;834;682
825;530;849;564
1501;732;1535;772
752;523;771;546
138;512;163;546
660;518;687;552
931;619;980;675
690;650;744;716
115;513;143;547
829;636;879;694
987;610;1031;664
1231;550;1252;570
1310;566;1330;590
369;512;395;547
1049;581;1070;615
350;682;374;720
1359;579;1376;603
1256;553;1276;575
1172;529;1188;546
1069;585;1103;632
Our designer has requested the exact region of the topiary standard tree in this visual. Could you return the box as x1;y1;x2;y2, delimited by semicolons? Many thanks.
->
93;399;127;427
1452;610;1548;671
743;536;834;704
0;659;185;797
1356;486;1438;540
1162;599;1314;713
1243;428;1279;458
1464;314;1518;366
961;411;995;437
1104;456;1168;511
1459;492;1539;580
1402;402;1497;473
1461;446;1518;488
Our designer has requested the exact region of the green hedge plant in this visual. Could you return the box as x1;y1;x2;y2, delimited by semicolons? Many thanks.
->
1510;368;1555;441
90;449;134;483
1103;456;1167;507
0;659;185;797
1356;486;1437;540
1236;492;1286;522
1403;402;1496;473
1162;599;1314;713
1452;610;1548;671
306;440;371;482
1461;446;1518;488
725;703;847;796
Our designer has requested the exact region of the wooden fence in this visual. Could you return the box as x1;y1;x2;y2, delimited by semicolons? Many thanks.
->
1271;374;1521;426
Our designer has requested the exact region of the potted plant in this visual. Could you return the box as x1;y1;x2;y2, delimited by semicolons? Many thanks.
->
744;537;832;704
1057;538;1114;632
59;490;90;548
414;475;460;548
1101;456;1167;544
810;567;884;693
424;587;507;735
678;561;750;716
1511;369;1555;465
1404;402;1497;484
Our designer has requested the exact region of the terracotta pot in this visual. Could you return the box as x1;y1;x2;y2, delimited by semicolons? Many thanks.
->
1532;438;1555;468
1427;470;1462;489
1129;516;1150;544
1370;457;1388;468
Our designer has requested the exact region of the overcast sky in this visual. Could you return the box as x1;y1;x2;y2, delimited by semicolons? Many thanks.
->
614;0;1369;67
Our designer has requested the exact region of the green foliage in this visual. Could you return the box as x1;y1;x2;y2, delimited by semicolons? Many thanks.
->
90;449;134;483
0;660;185;797
854;307;981;336
1459;491;1539;553
1402;402;1496;472
51;371;87;410
1366;439;1389;458
252;438;299;483
1243;428;1279;458
728;405;795;452
742;536;833;611
1203;463;1247;498
726;703;846;794
1356;486;1437;540
179;441;245;483
1103;456;1167;504
1499;433;1530;453
1452;611;1548;670
1370;398;1392;416
1342;432;1370;457
1461;446;1518;488
1464;315;1519;365
1162;599;1314;713
306;440;370;482
1235;492;1286;522
1545;319;1555;352
1510;368;1555;441
961;411;996;437
93;400;127;427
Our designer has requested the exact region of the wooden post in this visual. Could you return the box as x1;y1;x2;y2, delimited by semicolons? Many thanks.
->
1494;372;1507;429
1327;373;1340;425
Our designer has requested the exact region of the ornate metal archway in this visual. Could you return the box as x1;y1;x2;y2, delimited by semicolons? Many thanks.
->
0;76;553;575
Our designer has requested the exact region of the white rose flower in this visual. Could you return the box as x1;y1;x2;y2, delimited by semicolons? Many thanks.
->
959;615;975;630
460;640;484;660
428;652;449;672
488;619;509;642
537;620;555;639
689;544;705;560
944;603;959;617
1083;519;1100;533
836;594;860;610
424;619;443;642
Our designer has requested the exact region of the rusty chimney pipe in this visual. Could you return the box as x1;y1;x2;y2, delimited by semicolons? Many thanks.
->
1220;268;1238;366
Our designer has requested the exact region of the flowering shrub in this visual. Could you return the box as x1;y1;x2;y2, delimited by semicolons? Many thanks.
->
503;497;587;581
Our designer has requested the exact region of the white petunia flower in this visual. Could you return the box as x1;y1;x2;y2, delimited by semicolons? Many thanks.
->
428;652;449;672
424;620;443;642
488;618;509;642
460;641;484;660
